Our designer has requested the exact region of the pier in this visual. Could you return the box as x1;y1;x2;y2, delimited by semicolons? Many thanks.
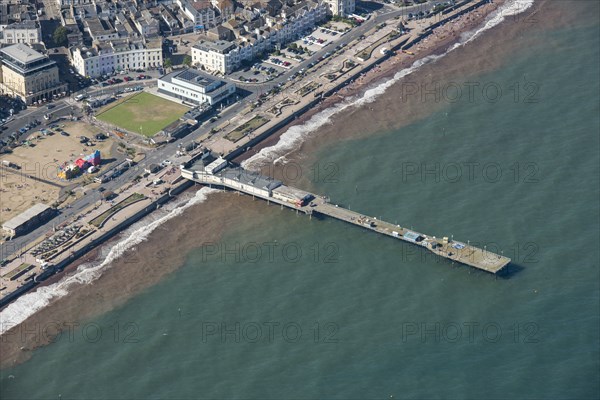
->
181;156;511;274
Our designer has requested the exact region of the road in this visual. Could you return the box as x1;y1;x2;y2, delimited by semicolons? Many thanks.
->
1;0;444;259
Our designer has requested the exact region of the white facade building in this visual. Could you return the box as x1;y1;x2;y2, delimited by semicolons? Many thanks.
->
191;40;238;74
71;39;163;77
0;21;41;45
57;0;92;6
176;0;216;29
325;0;355;17
191;1;327;74
157;68;236;105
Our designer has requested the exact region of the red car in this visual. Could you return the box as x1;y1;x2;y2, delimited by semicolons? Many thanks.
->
123;76;132;82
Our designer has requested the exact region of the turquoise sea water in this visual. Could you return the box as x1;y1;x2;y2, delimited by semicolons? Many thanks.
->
1;1;599;399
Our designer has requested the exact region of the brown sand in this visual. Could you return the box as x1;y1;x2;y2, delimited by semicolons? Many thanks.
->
0;190;268;367
0;121;116;226
235;1;539;167
0;0;560;368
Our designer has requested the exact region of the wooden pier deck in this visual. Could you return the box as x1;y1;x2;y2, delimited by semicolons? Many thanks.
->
307;198;510;273
184;165;511;274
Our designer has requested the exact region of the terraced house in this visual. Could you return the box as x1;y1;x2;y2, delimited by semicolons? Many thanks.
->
0;21;41;45
71;38;163;77
191;0;327;74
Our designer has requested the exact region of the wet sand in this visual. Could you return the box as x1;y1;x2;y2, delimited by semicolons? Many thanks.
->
0;0;560;369
235;0;509;166
0;190;267;367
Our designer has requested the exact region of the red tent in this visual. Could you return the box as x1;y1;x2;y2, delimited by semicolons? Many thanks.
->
75;158;88;169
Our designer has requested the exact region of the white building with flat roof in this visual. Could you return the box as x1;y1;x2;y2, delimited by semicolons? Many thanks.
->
157;68;236;105
191;39;238;74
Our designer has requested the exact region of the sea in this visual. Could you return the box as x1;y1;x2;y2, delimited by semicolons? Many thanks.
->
1;0;599;398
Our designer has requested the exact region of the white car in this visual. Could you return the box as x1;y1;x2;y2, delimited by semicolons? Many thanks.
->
163;159;172;165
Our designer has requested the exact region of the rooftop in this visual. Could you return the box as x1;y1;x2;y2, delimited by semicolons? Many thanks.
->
176;68;216;87
2;204;52;231
160;68;228;93
218;166;282;191
5;20;39;29
0;43;45;64
193;39;236;54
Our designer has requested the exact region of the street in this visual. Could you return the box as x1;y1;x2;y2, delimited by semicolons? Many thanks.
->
0;0;445;259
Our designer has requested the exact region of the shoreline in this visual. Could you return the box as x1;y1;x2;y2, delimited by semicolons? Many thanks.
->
1;0;518;369
235;0;508;166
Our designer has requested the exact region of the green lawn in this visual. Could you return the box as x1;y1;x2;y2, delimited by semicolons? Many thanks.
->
96;92;188;137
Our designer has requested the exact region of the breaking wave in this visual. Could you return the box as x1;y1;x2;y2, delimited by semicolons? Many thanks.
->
0;187;218;335
242;0;535;170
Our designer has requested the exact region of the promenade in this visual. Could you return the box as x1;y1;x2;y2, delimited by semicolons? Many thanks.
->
0;0;502;307
0;162;190;305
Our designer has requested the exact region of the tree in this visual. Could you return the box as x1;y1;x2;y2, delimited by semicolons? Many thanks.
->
164;58;173;69
53;26;68;47
182;55;192;67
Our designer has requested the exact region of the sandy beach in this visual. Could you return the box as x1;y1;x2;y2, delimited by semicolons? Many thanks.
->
0;0;538;368
0;121;116;227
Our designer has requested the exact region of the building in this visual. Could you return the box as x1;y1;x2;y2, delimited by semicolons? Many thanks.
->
71;38;163;77
84;18;118;42
134;10;161;37
176;0;216;30
157;68;236;105
0;21;41;45
0;44;68;105
191;1;327;74
191;39;238;74
57;0;93;6
2;204;56;237
325;0;355;16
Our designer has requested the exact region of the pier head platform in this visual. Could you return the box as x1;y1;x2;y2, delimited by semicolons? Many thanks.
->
181;154;511;274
